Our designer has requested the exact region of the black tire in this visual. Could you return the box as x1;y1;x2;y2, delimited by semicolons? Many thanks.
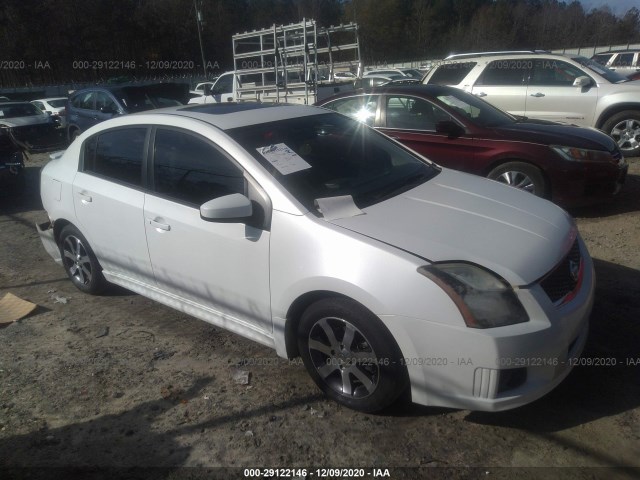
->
59;225;106;294
487;161;548;198
297;298;409;413
602;110;640;157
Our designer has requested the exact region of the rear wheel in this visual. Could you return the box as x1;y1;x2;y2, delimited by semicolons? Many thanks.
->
59;225;106;294
602;111;640;157
487;161;548;198
297;298;408;412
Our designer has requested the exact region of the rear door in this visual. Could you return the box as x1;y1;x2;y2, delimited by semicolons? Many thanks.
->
469;59;530;116
72;126;155;283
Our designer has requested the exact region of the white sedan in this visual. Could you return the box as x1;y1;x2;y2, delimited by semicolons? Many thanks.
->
31;97;68;127
38;103;593;412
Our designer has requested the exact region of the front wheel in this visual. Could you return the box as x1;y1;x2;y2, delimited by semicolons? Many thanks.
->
487;161;548;198
297;298;408;412
59;225;106;294
602;111;640;157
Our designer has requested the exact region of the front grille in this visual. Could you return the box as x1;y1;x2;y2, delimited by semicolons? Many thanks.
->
540;239;581;304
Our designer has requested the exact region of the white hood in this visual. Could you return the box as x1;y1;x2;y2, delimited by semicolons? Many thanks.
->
329;169;576;286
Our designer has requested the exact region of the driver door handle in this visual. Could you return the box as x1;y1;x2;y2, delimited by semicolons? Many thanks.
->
530;92;545;97
148;219;171;231
474;92;487;97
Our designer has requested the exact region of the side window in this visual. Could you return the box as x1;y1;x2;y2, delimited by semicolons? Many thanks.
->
530;59;587;86
153;129;246;206
323;96;377;125
212;74;234;95
427;62;477;85
613;53;634;67
83;128;146;187
593;53;613;66
95;92;118;112
385;96;450;131
73;92;96;110
33;102;43;110
476;60;530;86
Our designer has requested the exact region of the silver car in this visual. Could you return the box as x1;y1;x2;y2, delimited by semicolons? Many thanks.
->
38;103;593;412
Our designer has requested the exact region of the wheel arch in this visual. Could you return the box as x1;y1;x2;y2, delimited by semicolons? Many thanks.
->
283;290;352;359
596;103;640;129
482;158;552;198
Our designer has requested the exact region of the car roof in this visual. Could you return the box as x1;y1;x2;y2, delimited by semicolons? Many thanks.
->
131;102;330;130
317;84;462;103
593;49;640;54
32;97;67;102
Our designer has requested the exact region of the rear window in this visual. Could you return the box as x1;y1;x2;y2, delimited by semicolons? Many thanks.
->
426;62;476;85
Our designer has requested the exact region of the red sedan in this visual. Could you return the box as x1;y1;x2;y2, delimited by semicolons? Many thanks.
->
316;85;628;207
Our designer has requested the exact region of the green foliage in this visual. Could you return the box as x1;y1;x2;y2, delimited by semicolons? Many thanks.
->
0;0;639;87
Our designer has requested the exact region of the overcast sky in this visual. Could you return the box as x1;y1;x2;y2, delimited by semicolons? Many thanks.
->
580;0;639;17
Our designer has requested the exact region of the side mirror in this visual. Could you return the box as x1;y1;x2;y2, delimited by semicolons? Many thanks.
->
573;76;592;88
200;193;252;222
436;120;465;139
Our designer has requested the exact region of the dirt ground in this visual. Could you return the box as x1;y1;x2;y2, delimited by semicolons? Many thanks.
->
1;152;639;480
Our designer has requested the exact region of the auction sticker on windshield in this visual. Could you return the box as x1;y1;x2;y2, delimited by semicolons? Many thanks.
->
257;143;311;175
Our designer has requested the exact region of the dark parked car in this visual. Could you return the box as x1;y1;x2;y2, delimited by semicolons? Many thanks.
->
0;126;26;196
0;102;64;152
66;83;189;142
317;85;628;207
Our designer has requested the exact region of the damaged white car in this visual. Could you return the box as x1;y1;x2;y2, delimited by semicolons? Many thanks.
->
38;103;593;412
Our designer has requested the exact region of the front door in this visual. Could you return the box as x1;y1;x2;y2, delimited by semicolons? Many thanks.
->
143;127;272;333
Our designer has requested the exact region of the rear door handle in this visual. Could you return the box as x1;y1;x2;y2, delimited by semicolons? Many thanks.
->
148;218;171;231
77;192;92;204
530;92;545;97
474;92;487;97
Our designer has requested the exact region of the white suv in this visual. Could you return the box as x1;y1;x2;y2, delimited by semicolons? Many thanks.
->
422;51;640;156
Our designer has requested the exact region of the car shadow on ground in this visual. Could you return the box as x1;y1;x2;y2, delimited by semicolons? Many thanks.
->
0;166;45;216
463;258;640;431
0;376;324;478
570;171;640;218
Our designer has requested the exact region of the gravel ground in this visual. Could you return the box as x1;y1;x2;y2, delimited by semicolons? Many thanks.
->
0;152;639;480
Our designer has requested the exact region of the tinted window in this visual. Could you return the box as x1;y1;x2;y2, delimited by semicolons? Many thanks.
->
427;62;476;85
213;74;234;95
593;53;613;65
83;128;146;187
153;129;245;206
73;92;95;109
613;53;634;67
529;59;588;86
95;92;118;112
48;99;67;108
476;60;530;86
385;96;451;130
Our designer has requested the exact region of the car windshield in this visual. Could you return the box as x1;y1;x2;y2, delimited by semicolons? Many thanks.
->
48;99;67;108
572;56;629;83
434;89;515;128
0;103;43;118
227;112;439;214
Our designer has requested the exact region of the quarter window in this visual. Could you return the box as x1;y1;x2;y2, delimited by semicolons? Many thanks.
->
153;129;246;206
83;128;147;187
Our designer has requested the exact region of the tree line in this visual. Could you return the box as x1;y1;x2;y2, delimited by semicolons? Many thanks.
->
0;0;639;87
